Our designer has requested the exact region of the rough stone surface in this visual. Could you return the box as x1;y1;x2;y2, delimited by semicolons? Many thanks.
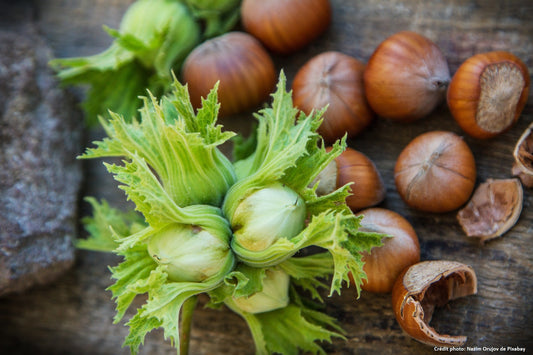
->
0;26;83;296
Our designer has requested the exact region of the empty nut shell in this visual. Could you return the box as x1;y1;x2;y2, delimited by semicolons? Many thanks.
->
457;178;523;243
512;122;533;187
392;260;477;347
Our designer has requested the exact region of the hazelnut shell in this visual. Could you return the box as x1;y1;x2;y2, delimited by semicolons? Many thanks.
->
335;148;386;211
241;0;331;54
182;32;276;116
392;260;477;347
457;178;523;242
512;122;533;187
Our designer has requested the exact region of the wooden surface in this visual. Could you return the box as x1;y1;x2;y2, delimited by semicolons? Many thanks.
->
1;0;533;354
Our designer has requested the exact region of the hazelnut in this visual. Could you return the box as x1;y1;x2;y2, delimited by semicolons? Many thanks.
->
363;31;450;122
292;51;375;143
394;131;476;213
355;208;420;293
241;0;332;54
447;51;530;139
314;147;386;211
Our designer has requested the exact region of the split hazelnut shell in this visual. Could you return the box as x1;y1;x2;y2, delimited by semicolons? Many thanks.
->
392;260;477;347
512;122;533;187
447;51;530;139
457;178;523;243
394;131;476;213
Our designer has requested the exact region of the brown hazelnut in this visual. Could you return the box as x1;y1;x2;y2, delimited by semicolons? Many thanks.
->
363;31;450;122
447;51;530;139
457;178;523;243
394;131;476;213
392;260;477;346
181;32;276;116
292;51;375;143
355;208;420;293
314;147;386;211
241;0;331;54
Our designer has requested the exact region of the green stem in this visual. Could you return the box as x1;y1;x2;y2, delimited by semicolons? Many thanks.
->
180;295;198;355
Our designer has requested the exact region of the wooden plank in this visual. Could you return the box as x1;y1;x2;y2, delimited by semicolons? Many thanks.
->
1;0;532;354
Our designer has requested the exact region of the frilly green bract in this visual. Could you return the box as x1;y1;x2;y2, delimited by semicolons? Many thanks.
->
223;72;383;297
80;77;236;210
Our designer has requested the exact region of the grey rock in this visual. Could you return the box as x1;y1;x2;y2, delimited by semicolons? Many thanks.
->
0;26;83;296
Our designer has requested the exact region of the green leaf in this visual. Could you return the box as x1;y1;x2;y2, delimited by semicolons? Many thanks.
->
80;80;236;208
280;253;334;302
123;266;228;354
224;301;343;355
107;244;157;322
231;211;383;297
209;260;342;355
232;123;257;162
77;197;146;252
224;71;344;235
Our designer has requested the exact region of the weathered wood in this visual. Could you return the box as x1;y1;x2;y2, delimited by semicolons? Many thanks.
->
1;0;532;354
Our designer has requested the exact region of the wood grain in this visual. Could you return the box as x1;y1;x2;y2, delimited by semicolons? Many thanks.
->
1;0;532;354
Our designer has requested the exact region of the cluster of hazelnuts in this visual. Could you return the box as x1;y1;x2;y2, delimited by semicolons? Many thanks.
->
179;0;531;348
301;30;530;347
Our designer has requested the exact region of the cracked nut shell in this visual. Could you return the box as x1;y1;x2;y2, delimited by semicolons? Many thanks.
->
392;260;477;347
457;178;523;243
512;122;533;187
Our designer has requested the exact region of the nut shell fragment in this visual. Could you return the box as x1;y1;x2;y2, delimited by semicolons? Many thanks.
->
512;122;533;187
392;260;477;347
457;178;523;243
